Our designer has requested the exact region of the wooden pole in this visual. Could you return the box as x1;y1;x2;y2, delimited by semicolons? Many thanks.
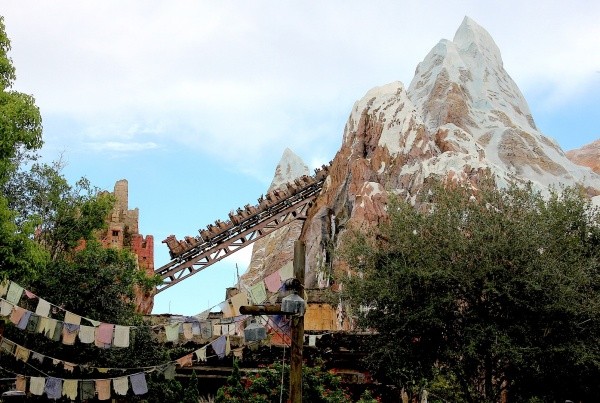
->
289;240;305;403
239;304;284;315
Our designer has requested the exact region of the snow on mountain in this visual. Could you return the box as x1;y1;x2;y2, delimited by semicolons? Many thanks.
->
398;16;599;193
268;148;310;192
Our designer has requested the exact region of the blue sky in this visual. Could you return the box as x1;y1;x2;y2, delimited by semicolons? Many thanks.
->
2;1;599;315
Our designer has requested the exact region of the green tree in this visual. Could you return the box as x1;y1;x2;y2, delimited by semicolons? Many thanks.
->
216;359;351;403
356;389;378;403
0;15;170;400
144;374;184;403
0;15;42;184
0;15;45;283
182;370;201;403
32;241;146;324
4;159;115;260
0;194;47;282
216;359;247;403
341;180;600;402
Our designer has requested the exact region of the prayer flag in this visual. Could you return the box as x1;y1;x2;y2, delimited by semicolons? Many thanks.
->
113;376;129;396
34;298;51;317
264;270;282;292
249;281;268;304
130;373;148;395
62;379;78;400
95;379;111;400
279;261;294;280
6;282;23;304
113;325;130;348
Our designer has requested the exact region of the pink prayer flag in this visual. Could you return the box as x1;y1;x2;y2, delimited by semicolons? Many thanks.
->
95;379;111;400
264;270;282;293
24;290;37;299
96;323;114;346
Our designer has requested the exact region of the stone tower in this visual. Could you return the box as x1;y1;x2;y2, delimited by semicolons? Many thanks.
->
99;179;155;313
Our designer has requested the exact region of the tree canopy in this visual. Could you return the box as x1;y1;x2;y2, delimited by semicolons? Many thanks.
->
0;15;45;283
4;159;116;261
341;179;600;402
0;16;42;184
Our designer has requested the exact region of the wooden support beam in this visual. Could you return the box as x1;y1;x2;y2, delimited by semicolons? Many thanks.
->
239;304;284;315
290;240;305;403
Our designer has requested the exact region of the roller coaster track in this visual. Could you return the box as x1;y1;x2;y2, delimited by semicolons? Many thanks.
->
154;174;326;293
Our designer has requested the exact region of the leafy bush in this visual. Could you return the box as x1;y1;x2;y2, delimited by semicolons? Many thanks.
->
216;359;352;403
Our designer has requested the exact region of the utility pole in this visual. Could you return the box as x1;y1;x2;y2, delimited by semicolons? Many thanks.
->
239;240;306;402
289;240;305;403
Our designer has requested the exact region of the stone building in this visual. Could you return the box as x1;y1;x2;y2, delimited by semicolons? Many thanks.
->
99;179;155;313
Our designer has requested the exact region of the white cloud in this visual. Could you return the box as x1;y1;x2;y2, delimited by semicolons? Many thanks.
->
226;246;253;270
2;0;599;171
86;141;159;153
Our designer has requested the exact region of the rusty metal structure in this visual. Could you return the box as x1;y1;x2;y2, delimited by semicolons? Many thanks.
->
154;165;329;293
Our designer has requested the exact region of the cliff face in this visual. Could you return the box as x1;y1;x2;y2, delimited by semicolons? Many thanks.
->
566;139;600;175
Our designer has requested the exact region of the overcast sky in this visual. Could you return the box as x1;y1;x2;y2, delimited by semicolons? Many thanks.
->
2;1;599;315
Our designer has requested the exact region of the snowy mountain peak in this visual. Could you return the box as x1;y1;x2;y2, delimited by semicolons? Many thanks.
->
268;148;310;192
453;16;503;67
240;148;309;289
408;16;536;136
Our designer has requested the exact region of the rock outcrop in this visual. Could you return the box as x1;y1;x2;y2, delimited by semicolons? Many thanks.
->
566;139;600;175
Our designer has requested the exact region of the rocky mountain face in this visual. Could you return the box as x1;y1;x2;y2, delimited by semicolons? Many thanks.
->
567;139;600;175
244;17;600;289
